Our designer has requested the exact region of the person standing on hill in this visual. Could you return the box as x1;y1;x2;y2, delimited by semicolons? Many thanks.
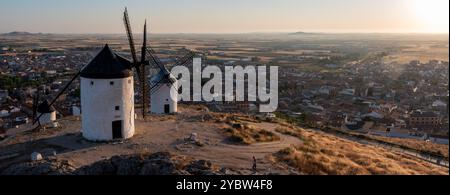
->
252;156;257;172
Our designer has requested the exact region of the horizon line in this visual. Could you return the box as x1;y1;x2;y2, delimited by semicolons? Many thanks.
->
1;31;449;35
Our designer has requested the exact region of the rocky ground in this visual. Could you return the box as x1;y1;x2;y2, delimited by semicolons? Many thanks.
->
2;152;229;175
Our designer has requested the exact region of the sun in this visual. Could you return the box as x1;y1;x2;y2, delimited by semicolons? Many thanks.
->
412;0;449;33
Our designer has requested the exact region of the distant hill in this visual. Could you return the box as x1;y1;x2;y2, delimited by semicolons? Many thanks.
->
289;31;318;35
1;31;44;36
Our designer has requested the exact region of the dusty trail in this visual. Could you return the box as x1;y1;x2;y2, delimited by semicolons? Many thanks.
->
134;115;303;173
183;122;303;172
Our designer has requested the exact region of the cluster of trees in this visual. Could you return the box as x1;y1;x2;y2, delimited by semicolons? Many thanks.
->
275;112;307;125
0;75;40;91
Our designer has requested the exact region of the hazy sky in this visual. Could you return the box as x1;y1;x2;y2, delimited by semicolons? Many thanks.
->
0;0;448;34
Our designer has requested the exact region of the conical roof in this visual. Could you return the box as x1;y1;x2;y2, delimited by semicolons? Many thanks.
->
80;44;133;79
37;100;55;113
150;69;176;86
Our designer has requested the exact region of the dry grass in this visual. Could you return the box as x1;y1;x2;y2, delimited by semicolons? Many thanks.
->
367;135;449;159
274;127;448;175
223;123;280;145
319;127;448;160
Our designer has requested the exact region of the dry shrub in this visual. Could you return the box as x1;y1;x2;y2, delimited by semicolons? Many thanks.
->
368;135;449;158
275;127;307;141
274;126;448;175
223;124;280;145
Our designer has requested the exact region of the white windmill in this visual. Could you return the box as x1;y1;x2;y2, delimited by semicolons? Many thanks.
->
80;44;135;141
150;65;178;114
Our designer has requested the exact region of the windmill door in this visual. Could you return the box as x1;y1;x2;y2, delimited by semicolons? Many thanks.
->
112;120;123;139
164;104;170;114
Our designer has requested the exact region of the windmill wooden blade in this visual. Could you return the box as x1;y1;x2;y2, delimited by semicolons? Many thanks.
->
131;20;145;82
32;91;39;123
141;20;148;64
137;63;149;117
146;47;166;70
150;73;168;89
34;71;81;125
149;76;169;95
149;74;178;95
150;78;164;93
134;63;144;87
49;71;81;107
147;48;185;95
174;50;195;67
123;8;149;118
123;7;138;65
146;48;170;75
139;20;149;117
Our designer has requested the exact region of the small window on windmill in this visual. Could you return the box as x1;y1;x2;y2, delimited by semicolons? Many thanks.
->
110;81;114;86
90;81;94;86
115;106;120;111
128;79;131;84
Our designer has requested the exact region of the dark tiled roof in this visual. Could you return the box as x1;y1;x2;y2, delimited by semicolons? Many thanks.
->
150;70;176;86
410;111;438;118
81;44;133;79
37;100;55;113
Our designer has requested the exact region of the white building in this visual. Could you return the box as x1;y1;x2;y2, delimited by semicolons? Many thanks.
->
339;88;355;96
318;86;335;96
0;110;9;118
362;111;384;120
150;70;177;114
36;100;57;125
0;90;8;99
72;105;81;116
432;100;447;109
80;44;135;141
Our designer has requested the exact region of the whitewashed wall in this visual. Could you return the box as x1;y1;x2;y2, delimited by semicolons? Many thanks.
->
37;111;56;124
151;83;177;114
81;77;135;141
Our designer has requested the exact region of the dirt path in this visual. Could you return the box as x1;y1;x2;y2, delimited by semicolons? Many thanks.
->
130;116;303;174
184;122;303;173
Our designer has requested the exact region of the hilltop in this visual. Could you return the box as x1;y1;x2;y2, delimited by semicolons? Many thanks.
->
0;105;448;175
1;31;45;36
288;31;318;35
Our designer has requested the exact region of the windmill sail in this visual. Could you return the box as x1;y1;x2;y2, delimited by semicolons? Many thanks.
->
123;7;149;118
